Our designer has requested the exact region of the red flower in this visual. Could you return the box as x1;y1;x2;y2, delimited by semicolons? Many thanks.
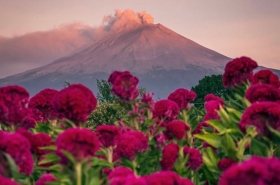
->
204;100;223;121
218;158;236;171
0;85;32;127
160;143;179;170
35;174;57;185
56;128;100;162
95;125;121;148
245;84;280;103
252;70;280;88
168;88;196;110
239;102;280;137
53;84;97;125
183;147;203;171
153;99;179;122
146;171;193;185
29;88;58;121
108;71;130;84
141;92;155;109
110;71;140;100
219;156;280;185
0;176;20;185
165;120;190;140
116;131;148;159
108;166;134;180
204;94;224;105
222;57;258;88
0;132;34;175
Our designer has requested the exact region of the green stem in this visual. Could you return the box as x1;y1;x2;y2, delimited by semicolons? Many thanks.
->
107;147;113;163
132;159;138;176
76;162;82;185
268;142;274;157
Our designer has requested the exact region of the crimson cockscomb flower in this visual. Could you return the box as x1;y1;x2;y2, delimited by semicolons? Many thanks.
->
0;176;20;185
0;85;33;127
165;120;190;140
239;102;280;137
116;131;148;159
245;84;280;103
29;88;58;121
0;132;34;175
111;71;140;100
141;92;155;109
252;70;280;88
53;84;97;125
183;146;203;171
222;57;258;88
204;100;223;121
35;174;57;185
108;166;134;180
219;156;280;185
17;128;53;155
160;143;179;170
146;171;194;185
218;158;237;171
204;94;224;106
56;128;100;162
108;71;130;84
168;88;196;110
95;125;121;148
153;99;179;122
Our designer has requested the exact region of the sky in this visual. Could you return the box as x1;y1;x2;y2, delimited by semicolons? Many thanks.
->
0;0;280;78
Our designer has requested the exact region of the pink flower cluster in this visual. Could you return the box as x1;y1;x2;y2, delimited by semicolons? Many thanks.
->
222;56;258;88
204;94;224;121
219;156;280;185
95;125;121;148
53;84;97;125
168;88;196;110
153;99;179;122
108;71;140;100
252;70;280;87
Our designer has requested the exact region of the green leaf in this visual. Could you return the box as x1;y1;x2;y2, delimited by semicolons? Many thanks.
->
202;148;219;174
267;124;280;144
194;133;221;148
61;150;76;165
91;158;113;168
39;145;57;151
206;120;227;132
220;133;237;160
250;138;268;156
3;152;19;179
38;153;59;165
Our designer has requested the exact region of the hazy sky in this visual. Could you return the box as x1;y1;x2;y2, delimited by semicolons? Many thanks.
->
0;0;280;76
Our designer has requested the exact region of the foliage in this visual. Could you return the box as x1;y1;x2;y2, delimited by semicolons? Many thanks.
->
86;102;124;129
96;79;115;103
191;74;234;107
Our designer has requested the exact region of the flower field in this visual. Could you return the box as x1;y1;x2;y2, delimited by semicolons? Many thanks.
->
1;56;280;185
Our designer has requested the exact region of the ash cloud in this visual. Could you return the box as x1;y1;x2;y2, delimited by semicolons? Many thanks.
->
0;9;154;78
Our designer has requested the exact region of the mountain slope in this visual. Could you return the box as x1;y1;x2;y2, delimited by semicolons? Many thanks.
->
0;23;272;97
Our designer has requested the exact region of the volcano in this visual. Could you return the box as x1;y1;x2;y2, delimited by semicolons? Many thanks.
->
0;23;270;97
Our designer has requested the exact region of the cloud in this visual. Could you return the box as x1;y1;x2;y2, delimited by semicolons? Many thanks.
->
0;9;154;78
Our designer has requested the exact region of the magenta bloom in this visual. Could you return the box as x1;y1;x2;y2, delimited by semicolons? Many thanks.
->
56;128;100;161
160;143;179;170
219;156;280;185
35;174;57;185
141;92;155;109
252;70;280;88
0;132;34;175
153;99;180;122
204;94;224;106
108;71;130;84
95;125;121;148
0;85;32;127
29;88;58;121
53;84;97;125
239;102;280;137
110;71;140;100
245;84;280;103
222;56;258;88
108;166;134;180
168;88;196;110
183;147;203;171
218;158;236;171
0;176;20;185
204;100;223;121
146;171;193;185
165;120;190;140
116;131;148;159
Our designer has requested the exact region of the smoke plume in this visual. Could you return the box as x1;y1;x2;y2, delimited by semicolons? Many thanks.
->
0;9;154;78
